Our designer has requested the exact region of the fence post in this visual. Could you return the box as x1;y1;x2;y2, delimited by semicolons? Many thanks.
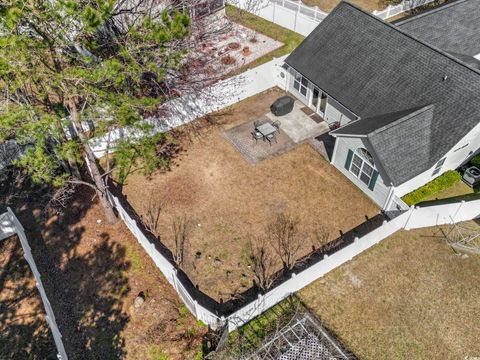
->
452;200;465;222
404;205;415;230
193;300;199;318
272;0;276;24
294;3;299;33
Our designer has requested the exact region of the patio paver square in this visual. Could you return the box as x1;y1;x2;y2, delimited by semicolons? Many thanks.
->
223;120;296;164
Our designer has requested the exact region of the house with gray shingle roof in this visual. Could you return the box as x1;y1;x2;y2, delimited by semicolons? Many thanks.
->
281;0;480;211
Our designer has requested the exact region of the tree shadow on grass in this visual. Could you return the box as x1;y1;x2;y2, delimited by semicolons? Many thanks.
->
0;171;131;359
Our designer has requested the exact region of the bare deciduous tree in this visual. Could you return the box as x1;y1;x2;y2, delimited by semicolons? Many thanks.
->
313;225;330;249
141;193;163;235
267;213;301;270
172;215;191;268
243;238;277;292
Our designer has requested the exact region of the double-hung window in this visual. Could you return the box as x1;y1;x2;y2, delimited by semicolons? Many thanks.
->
293;71;308;97
345;148;379;190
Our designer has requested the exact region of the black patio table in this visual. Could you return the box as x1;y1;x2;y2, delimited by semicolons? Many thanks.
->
256;122;277;138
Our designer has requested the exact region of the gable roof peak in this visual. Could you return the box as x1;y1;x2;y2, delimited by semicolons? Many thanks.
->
368;105;435;136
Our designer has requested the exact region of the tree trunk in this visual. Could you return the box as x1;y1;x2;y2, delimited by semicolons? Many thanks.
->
55;121;82;180
69;100;118;224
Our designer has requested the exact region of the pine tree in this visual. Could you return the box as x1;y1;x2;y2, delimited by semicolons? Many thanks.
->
0;0;190;223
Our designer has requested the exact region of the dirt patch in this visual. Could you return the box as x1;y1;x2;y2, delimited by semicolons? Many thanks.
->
0;235;56;359
299;225;480;360
1;178;207;360
121;88;379;302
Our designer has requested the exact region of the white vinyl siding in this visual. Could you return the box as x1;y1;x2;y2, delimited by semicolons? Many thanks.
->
332;136;391;208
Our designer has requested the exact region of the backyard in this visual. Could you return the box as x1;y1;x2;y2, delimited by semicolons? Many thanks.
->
120;88;379;302
299;223;480;360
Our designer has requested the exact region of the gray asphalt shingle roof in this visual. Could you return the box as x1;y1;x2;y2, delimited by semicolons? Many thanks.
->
285;1;480;186
368;106;435;186
395;0;480;57
330;106;427;136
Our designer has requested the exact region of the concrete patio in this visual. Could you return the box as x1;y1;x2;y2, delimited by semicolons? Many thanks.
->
265;101;329;143
223;99;330;164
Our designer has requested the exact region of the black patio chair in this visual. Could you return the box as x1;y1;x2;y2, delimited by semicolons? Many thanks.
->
251;130;263;144
266;133;277;145
254;119;264;128
272;120;281;133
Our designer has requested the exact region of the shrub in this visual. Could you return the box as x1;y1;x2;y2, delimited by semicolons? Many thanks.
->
402;170;462;205
227;42;241;50
221;55;236;65
470;154;480;167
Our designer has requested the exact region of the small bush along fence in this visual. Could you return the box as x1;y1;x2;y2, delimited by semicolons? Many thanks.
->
402;170;462;205
470;154;480;167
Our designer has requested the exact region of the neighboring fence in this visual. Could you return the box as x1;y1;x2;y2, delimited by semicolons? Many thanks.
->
232;0;327;36
89;55;288;158
0;208;68;360
232;0;441;37
373;0;437;19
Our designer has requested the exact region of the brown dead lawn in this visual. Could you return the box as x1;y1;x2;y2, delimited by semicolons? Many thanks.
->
121;88;378;302
299;224;480;360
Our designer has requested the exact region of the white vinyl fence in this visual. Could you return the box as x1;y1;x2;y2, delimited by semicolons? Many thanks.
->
96;151;480;332
226;200;480;330
373;0;437;19
107;192;221;327
89;55;288;158
232;0;441;37
232;0;327;36
0;209;68;360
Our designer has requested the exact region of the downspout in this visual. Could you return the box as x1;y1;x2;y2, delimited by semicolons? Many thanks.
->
383;183;396;210
330;136;339;165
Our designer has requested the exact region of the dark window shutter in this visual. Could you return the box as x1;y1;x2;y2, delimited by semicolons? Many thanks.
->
344;149;353;170
369;170;379;191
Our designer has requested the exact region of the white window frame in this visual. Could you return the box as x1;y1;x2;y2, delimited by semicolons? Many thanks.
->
292;70;309;98
432;157;446;176
349;148;375;186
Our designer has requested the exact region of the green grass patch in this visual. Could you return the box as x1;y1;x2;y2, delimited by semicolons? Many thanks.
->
196;320;207;328
179;304;190;319
147;345;169;360
402;170;462;205
226;5;304;71
124;242;144;273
